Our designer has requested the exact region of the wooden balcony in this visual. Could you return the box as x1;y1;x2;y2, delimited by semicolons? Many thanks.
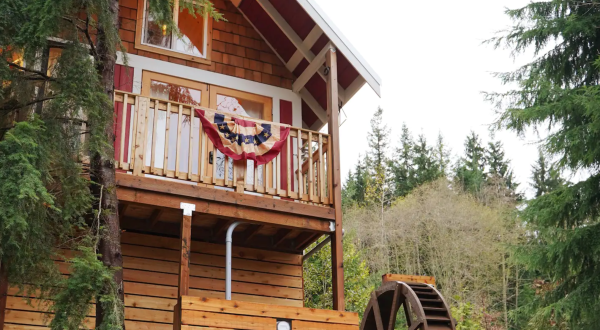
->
114;91;333;206
175;296;359;330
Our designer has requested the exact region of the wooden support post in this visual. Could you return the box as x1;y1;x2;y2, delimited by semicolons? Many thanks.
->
0;262;8;330
326;46;345;311
178;203;194;298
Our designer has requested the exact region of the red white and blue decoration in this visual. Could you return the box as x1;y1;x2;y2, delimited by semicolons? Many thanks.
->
195;108;290;166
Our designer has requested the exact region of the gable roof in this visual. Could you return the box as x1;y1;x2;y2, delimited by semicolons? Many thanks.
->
231;0;381;129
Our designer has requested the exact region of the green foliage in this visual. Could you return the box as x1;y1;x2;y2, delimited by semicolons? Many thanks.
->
487;0;600;328
303;233;373;315
531;149;565;197
0;120;67;294
390;123;415;197
51;244;123;330
451;300;484;330
0;0;223;328
455;131;486;194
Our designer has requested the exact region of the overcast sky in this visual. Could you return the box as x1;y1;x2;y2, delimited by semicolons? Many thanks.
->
312;0;541;196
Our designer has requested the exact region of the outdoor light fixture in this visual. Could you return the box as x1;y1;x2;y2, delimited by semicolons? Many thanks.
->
276;320;291;330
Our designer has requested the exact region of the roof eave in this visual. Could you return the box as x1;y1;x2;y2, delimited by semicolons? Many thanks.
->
296;0;382;98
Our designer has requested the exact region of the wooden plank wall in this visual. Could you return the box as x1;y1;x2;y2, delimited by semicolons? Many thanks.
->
179;296;359;330
3;232;303;329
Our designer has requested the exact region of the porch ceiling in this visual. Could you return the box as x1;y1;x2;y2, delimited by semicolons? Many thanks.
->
232;0;382;130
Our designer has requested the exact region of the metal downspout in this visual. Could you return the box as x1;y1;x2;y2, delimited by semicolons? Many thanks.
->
225;221;242;300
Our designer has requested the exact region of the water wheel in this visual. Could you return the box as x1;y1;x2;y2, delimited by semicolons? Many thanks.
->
360;281;455;330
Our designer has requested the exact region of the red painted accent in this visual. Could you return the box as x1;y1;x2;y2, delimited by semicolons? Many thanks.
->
239;0;296;62
114;64;134;163
280;100;294;191
302;100;318;128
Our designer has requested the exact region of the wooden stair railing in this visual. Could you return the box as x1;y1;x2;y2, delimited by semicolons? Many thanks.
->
113;90;333;205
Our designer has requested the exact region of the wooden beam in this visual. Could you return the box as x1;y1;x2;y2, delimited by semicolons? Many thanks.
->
149;208;164;228
292;42;331;93
273;229;295;248
299;88;328;124
211;219;232;243
178;212;192;297
295;232;319;251
344;76;366;103
117;188;333;232
326;47;345;311
287;25;323;70
0;262;8;330
116;173;334;221
230;0;242;7
382;274;436;287
118;202;129;217
242;224;263;244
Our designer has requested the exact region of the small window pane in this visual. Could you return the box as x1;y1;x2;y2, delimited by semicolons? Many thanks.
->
144;3;172;48
150;80;202;106
216;94;264;119
175;8;205;56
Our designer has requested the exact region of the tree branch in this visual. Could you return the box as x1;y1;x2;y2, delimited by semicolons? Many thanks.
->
62;15;98;60
6;61;56;81
0;96;56;113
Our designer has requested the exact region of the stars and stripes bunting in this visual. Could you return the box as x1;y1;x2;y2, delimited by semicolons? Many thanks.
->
195;108;291;166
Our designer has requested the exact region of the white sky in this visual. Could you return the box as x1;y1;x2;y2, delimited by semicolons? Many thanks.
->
312;0;540;197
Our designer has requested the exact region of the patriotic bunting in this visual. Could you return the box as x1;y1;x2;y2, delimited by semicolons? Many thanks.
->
195;108;290;166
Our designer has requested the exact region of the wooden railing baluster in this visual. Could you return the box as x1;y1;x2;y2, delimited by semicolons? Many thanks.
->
119;93;128;169
188;107;195;180
130;95;139;169
308;131;314;202
199;125;206;182
327;138;333;204
286;134;291;197
133;96;148;176
163;103;171;175
318;134;324;203
150;100;159;174
175;104;183;179
297;129;303;199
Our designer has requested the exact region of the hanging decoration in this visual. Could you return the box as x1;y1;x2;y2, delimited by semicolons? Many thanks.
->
195;108;290;166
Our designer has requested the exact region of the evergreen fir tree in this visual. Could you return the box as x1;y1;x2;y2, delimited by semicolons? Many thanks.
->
487;140;519;193
455;131;486;193
366;107;389;169
364;108;393;208
487;141;509;177
411;134;440;186
341;155;369;206
488;1;600;327
434;132;451;177
390;123;414;197
531;149;565;197
0;1;222;328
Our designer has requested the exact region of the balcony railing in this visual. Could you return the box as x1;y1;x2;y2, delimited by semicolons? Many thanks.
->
114;90;333;206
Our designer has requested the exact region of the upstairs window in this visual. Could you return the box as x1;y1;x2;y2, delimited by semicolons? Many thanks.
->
137;0;211;62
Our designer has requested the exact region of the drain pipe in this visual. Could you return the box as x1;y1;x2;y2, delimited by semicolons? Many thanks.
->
225;221;242;300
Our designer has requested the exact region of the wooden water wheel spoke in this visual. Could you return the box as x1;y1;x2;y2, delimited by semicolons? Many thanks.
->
370;292;386;330
386;285;401;330
360;281;456;330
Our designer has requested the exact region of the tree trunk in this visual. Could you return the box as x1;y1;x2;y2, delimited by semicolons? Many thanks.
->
502;253;508;328
93;0;125;328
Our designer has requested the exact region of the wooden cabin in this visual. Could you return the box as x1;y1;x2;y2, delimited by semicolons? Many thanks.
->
1;0;381;329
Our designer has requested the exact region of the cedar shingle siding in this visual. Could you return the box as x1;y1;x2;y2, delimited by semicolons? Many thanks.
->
118;0;294;89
